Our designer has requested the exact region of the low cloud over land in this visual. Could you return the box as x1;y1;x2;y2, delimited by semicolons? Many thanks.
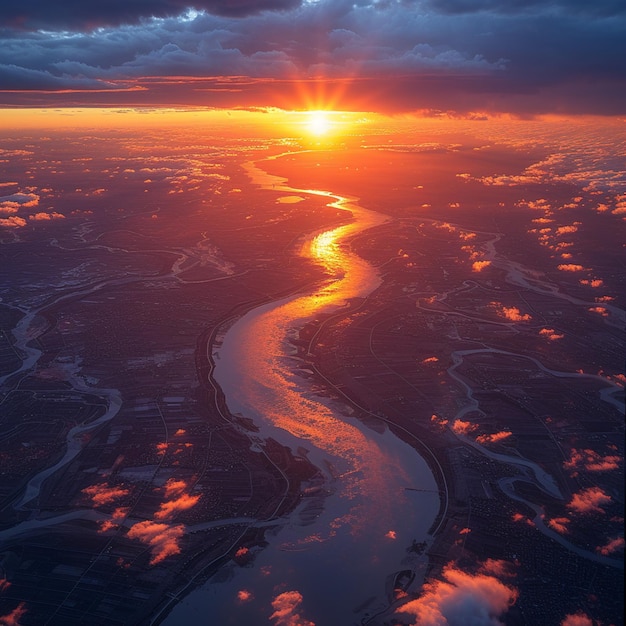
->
396;560;518;626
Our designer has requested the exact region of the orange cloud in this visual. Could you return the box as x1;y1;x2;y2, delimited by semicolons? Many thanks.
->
163;478;188;498
561;613;594;626
554;241;574;250
452;420;478;435
490;302;531;321
478;559;516;579
502;307;531;321
476;431;512;444
238;589;253;603
99;520;117;533
110;506;129;524
547;517;570;534
154;493;200;521
82;484;130;507
556;225;578;234
396;562;518;626
99;507;128;532
437;222;456;232
0;216;27;228
459;232;476;240
431;414;449;429
579;279;603;287
235;547;249;559
0;602;27;626
156;441;193;457
564;449;621;474
0;192;39;209
174;428;186;436
557;264;587;272
567;487;611;515
127;521;184;565
596;537;624;556
472;260;491;272
588;306;608;317
422;356;439;364
29;211;65;221
386;530;397;539
539;327;564;340
459;527;471;535
524;199;551;210
270;591;315;626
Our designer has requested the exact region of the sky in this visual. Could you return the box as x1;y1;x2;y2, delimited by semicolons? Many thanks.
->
1;0;625;115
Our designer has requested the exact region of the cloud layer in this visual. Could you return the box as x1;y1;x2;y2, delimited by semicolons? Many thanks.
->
1;0;302;29
0;0;624;113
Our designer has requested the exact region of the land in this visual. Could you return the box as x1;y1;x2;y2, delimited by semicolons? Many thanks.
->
0;122;624;625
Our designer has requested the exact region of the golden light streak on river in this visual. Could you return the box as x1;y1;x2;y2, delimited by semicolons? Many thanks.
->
219;160;421;532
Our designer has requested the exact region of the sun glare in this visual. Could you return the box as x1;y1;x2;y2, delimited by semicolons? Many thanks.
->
307;111;331;136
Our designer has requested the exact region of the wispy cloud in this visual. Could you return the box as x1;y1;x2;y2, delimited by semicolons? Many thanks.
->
82;483;130;506
539;328;564;341
564;448;621;475
476;431;512;444
0;602;27;626
561;613;595;626
596;536;624;556
154;493;201;520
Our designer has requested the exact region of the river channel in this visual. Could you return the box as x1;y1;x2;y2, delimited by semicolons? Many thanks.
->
163;158;440;625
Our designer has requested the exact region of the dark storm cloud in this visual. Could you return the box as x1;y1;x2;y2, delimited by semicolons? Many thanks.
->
423;0;626;17
0;0;303;30
0;0;624;114
0;62;117;90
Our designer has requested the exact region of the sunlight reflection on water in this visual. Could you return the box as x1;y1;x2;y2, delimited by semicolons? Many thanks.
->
234;200;403;511
164;159;438;625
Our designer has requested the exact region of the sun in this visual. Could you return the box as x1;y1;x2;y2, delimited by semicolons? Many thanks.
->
307;110;331;136
286;109;370;140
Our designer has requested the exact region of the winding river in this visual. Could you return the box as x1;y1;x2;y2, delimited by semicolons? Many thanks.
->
163;160;440;624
